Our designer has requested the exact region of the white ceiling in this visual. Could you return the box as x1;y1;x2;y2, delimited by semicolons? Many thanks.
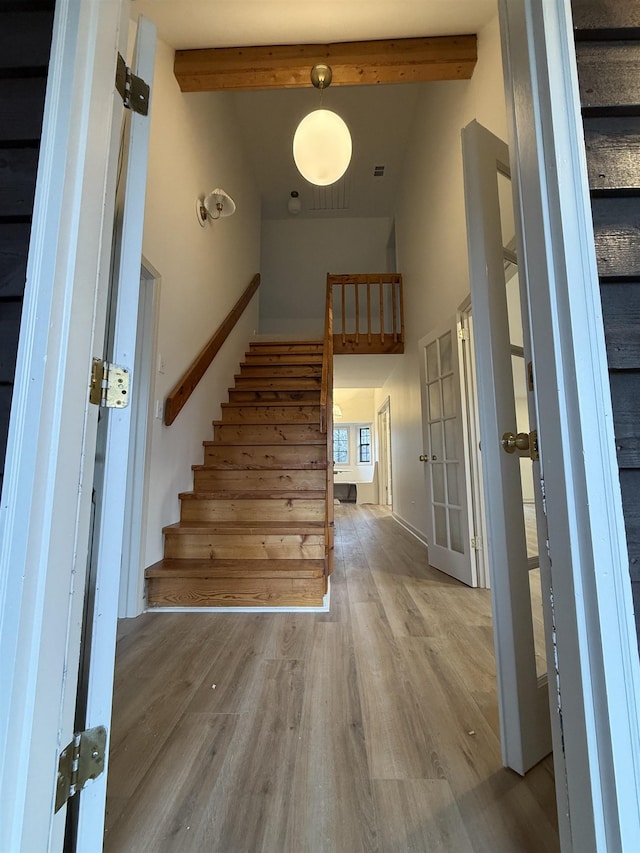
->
132;1;497;385
133;0;498;51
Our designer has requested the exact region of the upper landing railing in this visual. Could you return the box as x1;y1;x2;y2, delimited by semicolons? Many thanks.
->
328;273;404;355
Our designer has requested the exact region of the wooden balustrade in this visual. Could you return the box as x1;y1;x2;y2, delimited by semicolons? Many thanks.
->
327;273;404;354
164;274;260;425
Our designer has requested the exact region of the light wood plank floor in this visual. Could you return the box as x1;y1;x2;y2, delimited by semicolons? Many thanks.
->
104;504;559;853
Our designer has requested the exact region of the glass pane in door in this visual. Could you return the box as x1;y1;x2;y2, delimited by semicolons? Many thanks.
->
425;330;464;555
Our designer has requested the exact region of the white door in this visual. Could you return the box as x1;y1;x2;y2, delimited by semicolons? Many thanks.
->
418;320;476;586
462;120;553;776
73;17;156;850
0;4;155;850
497;2;640;848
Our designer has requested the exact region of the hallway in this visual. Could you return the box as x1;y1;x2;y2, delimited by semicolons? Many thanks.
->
104;505;559;852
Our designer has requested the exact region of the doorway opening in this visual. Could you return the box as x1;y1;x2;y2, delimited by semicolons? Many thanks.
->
377;397;393;507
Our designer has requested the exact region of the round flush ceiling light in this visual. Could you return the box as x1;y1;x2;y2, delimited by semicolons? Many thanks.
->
293;109;352;187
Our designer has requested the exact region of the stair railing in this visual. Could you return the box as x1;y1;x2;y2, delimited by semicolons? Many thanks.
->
321;274;334;576
164;273;260;425
328;273;404;353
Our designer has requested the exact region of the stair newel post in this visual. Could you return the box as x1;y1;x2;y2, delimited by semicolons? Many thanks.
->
378;275;385;345
398;274;405;347
322;274;335;578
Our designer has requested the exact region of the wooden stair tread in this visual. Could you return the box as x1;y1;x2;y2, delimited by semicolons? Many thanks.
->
240;353;322;364
145;558;325;579
163;520;325;534
178;490;325;500
195;462;327;471
192;462;328;471
249;339;324;348
222;399;320;407
203;439;325;446
216;417;320;431
213;418;320;423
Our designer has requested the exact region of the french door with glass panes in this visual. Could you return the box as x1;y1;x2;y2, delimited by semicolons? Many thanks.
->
418;322;475;586
462;119;554;777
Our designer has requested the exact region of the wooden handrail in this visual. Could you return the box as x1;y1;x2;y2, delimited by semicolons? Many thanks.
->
164;273;260;425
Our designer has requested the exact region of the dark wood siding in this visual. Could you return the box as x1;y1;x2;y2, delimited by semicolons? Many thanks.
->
572;0;640;630
0;1;54;489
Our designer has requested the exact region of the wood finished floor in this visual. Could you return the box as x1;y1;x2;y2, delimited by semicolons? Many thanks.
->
104;504;559;853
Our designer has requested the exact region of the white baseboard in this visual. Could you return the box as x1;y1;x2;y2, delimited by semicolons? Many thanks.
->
392;512;429;548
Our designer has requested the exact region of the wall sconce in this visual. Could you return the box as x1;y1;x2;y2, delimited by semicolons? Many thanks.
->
332;403;343;419
288;191;302;215
293;65;352;187
196;188;236;226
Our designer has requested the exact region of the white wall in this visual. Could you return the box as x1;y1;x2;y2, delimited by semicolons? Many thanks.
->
333;388;377;503
260;217;393;336
376;15;508;537
140;37;261;571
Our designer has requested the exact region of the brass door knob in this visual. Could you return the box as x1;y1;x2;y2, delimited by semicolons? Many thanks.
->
419;454;429;462
501;431;530;453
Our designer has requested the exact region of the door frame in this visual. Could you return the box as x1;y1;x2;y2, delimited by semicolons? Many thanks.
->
458;299;489;589
119;260;161;618
377;397;392;507
498;0;640;847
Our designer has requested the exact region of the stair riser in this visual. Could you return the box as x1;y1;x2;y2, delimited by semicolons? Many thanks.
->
233;377;321;390
164;533;325;560
203;445;327;467
228;389;320;402
248;343;323;354
221;405;320;423
213;424;324;443
147;576;326;608
180;499;324;524
243;354;323;365
146;558;326;579
193;469;327;491
239;365;322;378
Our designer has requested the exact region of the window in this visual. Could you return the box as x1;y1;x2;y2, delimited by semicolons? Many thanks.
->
333;427;349;464
333;424;373;466
358;426;371;463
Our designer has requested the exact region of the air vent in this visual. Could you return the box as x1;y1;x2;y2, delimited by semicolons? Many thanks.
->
310;177;350;211
373;165;385;177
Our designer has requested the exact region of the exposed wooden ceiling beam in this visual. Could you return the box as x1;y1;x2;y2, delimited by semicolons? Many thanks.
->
174;35;477;93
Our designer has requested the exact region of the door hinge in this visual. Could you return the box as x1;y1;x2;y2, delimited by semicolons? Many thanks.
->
116;53;149;116
90;358;130;408
55;726;107;813
471;536;482;551
458;327;469;341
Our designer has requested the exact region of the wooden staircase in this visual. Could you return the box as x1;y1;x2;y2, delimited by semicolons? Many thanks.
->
145;340;332;608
